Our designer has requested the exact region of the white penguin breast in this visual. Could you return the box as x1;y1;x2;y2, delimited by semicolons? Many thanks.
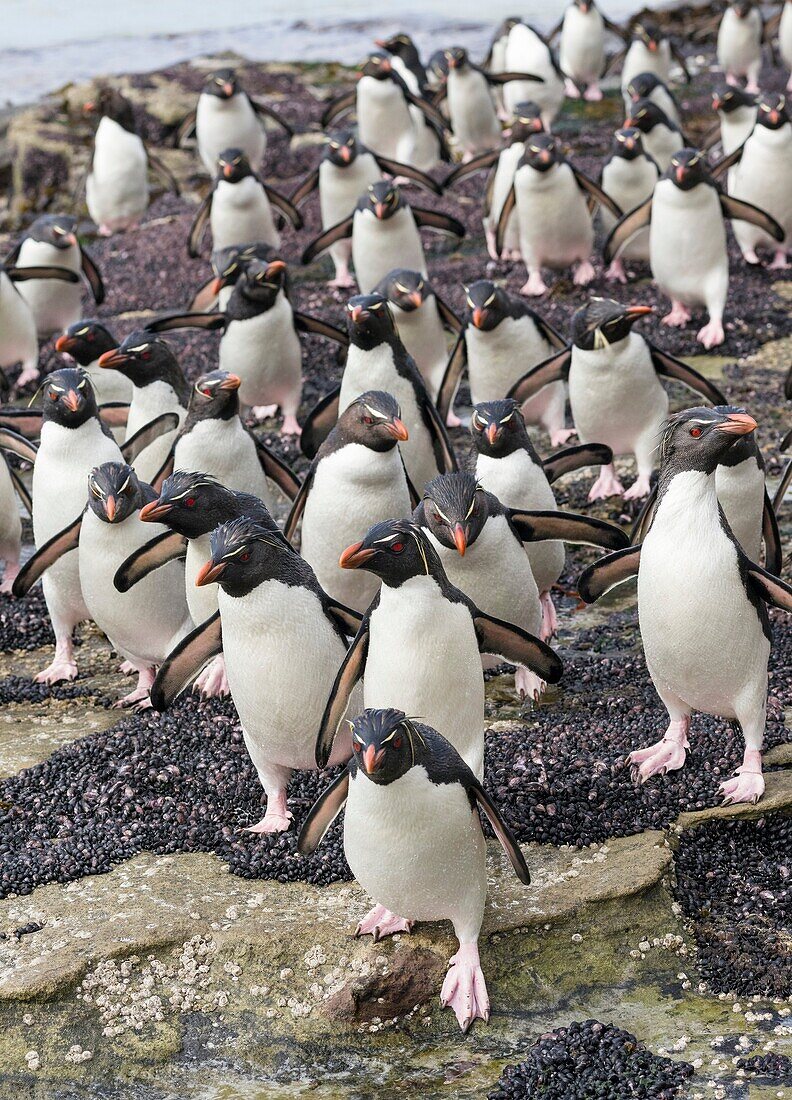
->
650;179;728;308
391;301;448;395
173;418;270;504
185;535;218;626
319;156;381;228
560;5;605;80
715;458;765;561
211;177;278;251
15;238;83;336
466;315;553;404
0;271;37;369
352;208;426;294
219;294;302;408
514;163;593;267
87;118;148;228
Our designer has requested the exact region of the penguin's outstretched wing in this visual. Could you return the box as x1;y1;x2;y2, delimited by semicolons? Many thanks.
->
524;306;567;350
315;612;372;768
371;155;444;195
120;412;181;464
411;207;466;239
699;121;723;153
510;509;629;550
773;459;791;513
745;561;792;611
5;265;80;285
0;426;38;464
114;530;188;593
647;344;727;405
145;147;181;196
188;192;214;257
79;246;105;304
718;194;784;241
431;290;463;333
710;142;744;179
443;148;501;189
144;311;228;334
785;364;792;401
150;445;176;492
602;46;626;75
761;492;782;576
293;312;349;346
603;197;653;262
577;544;641;602
12;513;83;598
174;109;197;147
482;69;544;85
301;215;355;264
631;486;657;543
150;611;223;711
601;13;630;41
248;96;294;136
472;610;563;683
321;89;357;128
290;168;321;207
0;409;43;438
466;779;531;884
542;443;613;484
98;402;131;428
5;461;32;517
283;465;315;542
570;169;623;218
297;770;350;855
507;347;572;404
263;185;304;229
253;438;301;501
189;277;221;312
418;391;458;474
495;185;517;256
301;387;341;460
436;332;467;423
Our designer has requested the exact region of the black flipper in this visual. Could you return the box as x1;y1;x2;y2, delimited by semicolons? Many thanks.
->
648;343;727;404
602;13;629;41
315;617;370;768
719;194;784;241
443;149;500;188
150;612;223;711
12;513;83;597
293;311;349;346
772;459;791;513
98;403;131;428
0;410;43;438
290;168;320;207
263;185;304;229
761;491;782;576
146;148;181;195
710;143;744;179
436;332;467;423
699;121;723;153
0;427;38;464
144;311;227;334
297;771;350;855
188;193;213;258
473;610;563;683
402;88;449;131
300;387;341;460
534;312;567;350
3;241;21;266
283;467;314;542
150;447;176;493
433;293;462;333
321;89;357;128
510;509;629;550
495;185;517;256
630;485;657;543
577;545;641;603
373;155;444;196
411;207;465;238
255;438;301;501
571;168;623;219
484;70;544;85
542;443;613;484
746;561;792;611
602;46;627;75
670;41;691;82
325;600;364;637
301;216;355;265
507;347;572;404
469;780;531;884
421;393;458;474
603;197;653;263
249;96;294;135
174;109;198;147
114;530;188;592
7;463;32;516
80;247;105;304
6;265;80;285
120;412;180;463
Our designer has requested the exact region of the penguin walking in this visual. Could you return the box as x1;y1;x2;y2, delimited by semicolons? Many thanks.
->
624;98;685;172
187;149;302;258
301;181;465;295
374;34;442;172
6;215;105;338
624;71;682;127
717;0;763;93
178;68;293;176
496;133;622;296
54;320;133;407
599;127;660;283
300;295;456;493
437;280;573;446
299;708;531;1032
189;241;283;312
149;515;362;832
470;400;614;639
285;391;413;614
315;518;563;780
604;148;783;347
704;84;757;159
0;427;38;594
144;258;348;434
551;0;627;102
578;407;792;806
290;129;442;288
503;22;566;129
508;298;727;499
0;263;80;388
619;21;689;94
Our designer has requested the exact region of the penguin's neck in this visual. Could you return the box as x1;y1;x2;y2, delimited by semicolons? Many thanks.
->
654;468;719;533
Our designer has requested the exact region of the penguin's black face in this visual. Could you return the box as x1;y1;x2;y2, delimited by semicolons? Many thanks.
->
659;407;758;476
627;72;662;103
422;471;488;556
41;367;98;429
189;371;240;422
97;332;181;388
205;69;238;99
55;320;117;366
511;101;544;141
217;148;254;183
757;96;789;131
346;294;396;348
464;280;508;331
571;297;653;350
140;472;233;538
732;0;753;18
374;33;417;61
83;84;136;132
365;181;402;221
575;0;594;10
210;243;282;292
611;127;645;161
349;708;424;784
521;134;559;173
359;52;393;80
338;390;409;452
634;21;660;50
198;516;289;597
28;214;78;249
712;84;756;113
666;148;710;191
339;519;438;587
626;98;670;134
428;50;450;81
445;47;469;71
87;462;145;524
235;258;288;309
377;270;426;313
470;400;528;458
711;404;760;465
324;129;358;167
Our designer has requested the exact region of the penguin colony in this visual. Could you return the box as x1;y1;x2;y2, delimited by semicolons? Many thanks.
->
0;2;790;1034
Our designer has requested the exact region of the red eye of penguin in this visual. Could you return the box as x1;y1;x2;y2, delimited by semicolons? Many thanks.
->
391;541;404;553
49;391;59;401
185;497;196;507
689;427;703;438
201;388;212;397
392;735;402;749
240;551;250;562
141;350;152;361
363;415;374;425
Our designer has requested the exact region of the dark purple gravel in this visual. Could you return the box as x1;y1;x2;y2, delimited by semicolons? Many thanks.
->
736;1052;792;1084
0;591;55;651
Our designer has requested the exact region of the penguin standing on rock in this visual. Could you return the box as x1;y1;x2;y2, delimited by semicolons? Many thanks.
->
717;0;764;93
55;321;133;407
599;127;660;283
299;708;532;1032
374;35;443;172
0;263;81;388
551;0;627;102
509;298;727;500
578;407;792;806
6;215;105;338
604;148;784;347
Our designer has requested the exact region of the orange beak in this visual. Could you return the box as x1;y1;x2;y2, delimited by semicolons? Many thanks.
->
648;40;657;51
472;307;487;328
105;495;116;522
218;373;241;391
713;96;723;111
63;390;81;412
408;291;422;308
625;116;637;128
539;149;551;163
223;162;234;177
626;304;654;318
339;541;376;569
339;145;352;163
65;232;78;246
139;500;172;521
210;276;226;295
769;110;780;124
97;349;127;369
624;137;635;151
83;101;95;113
374;203;387;218
266;260;287;278
385;417;409;441
715;412;757;435
223;82;234;96
349;305;364;322
55;334;75;353
676;165;687;183
380;58;391;73
362;744;386;773
195;560;226;586
486;422;499;445
453;523;467;556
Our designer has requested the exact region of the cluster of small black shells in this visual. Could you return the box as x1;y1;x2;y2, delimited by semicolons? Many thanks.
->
736;1051;792;1084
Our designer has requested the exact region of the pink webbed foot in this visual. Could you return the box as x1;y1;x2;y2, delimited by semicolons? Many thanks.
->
507;249;523;261
329;271;356;289
584;82;603;101
484;227;501;263
787;72;792;93
623;473;652;500
549;427;577;446
252;404;278;421
726;72;739;87
573;260;596;286
697;318;724;348
193;654;230;697
520;271;548;297
246;789;292;834
35;644;78;685
15;365;39;388
281;414;302;436
515;665;546;702
587;464;625;501
440;942;490;1032
445;409;463;428
742;248;760;265
118;659;137;676
539;589;558;642
0;562;20;595
769;250;789;270
662;300;692;327
112;667;155;710
97;224;114;237
719;748;764;805
564;78;581;98
605;258;628;284
629;718;690;781
355;903;414;941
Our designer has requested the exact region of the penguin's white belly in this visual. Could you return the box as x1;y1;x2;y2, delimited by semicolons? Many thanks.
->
196;93;265;175
344;768;486;934
515;164;593;268
642;125;682;172
721;109;757;158
173;418;271;505
447;69;500;153
319;156;380;229
639;474;770;716
220;580;351;773
717;10;762;73
87;119;149;230
126;382;185;485
731;129;792;251
391;302;448;398
467;315;553;405
220;299;302;409
650;180;728;310
83;359;133;406
366;575;485;775
621;41;671;90
356;78;414;162
408;107;441;172
504;26;565;123
780;2;792;69
79;511;190;664
0;460;21;557
560;7;605;83
716;459;764;562
485;144;523;252
300;445;410;613
0;274;37;372
211;178;279;251
185;536;218;626
339;345;438;492
352;209;426;294
600;157;657;259
15;239;83;337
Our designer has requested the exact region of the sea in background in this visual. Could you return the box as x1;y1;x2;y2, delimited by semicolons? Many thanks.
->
4;0;668;107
